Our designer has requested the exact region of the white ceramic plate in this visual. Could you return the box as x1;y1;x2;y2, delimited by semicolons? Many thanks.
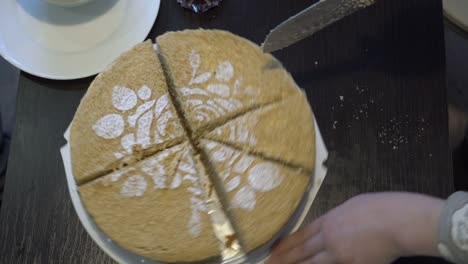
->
60;120;328;264
444;0;468;32
0;0;160;80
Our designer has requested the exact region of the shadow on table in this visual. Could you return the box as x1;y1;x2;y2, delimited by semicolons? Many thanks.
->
445;14;468;191
396;257;452;264
281;1;443;87
17;0;118;25
453;139;468;191
21;72;95;91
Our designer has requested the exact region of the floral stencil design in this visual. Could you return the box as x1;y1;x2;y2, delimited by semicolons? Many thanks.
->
179;50;257;126
102;145;208;238
203;141;283;211
92;85;182;159
89;49;283;238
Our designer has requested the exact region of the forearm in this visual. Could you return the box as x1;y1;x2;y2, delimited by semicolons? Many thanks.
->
385;191;468;264
386;193;444;257
267;191;468;264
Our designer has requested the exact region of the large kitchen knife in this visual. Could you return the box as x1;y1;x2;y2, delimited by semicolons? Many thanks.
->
262;0;375;53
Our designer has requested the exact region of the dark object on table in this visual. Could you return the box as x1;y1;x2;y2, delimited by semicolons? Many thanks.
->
453;139;468;191
0;115;3;149
0;139;7;208
177;0;222;13
445;15;468;191
0;116;7;208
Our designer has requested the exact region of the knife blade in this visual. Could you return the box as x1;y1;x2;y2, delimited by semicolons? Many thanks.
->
262;0;375;53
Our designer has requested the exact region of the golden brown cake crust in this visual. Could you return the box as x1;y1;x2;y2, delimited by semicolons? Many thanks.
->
205;91;315;172
70;41;185;184
79;144;220;262
71;30;317;262
156;29;301;136
200;140;310;251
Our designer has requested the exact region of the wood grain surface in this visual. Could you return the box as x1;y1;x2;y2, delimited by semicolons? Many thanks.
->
0;0;453;263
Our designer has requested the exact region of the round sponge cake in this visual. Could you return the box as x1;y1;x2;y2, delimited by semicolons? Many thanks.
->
70;30;315;262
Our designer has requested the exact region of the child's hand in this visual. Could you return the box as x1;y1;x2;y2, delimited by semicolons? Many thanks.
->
266;192;444;264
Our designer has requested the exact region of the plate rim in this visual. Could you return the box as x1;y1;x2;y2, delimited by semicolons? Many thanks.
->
0;0;161;80
60;119;328;264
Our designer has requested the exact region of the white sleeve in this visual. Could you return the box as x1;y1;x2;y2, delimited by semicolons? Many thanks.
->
438;191;468;264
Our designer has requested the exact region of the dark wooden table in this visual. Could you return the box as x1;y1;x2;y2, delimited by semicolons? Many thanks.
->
0;0;454;263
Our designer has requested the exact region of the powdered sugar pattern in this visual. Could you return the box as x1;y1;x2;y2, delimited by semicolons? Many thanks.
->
110;144;211;238
191;72;212;85
138;145;184;189
89;49;289;240
170;173;182;189
234;156;254;174
105;144;209;236
233;186;256;210
92;85;183;159
128;100;156;127
136;110;153;149
225;176;241;192
112;86;138;111
120;134;135;155
157;111;174;137
154;94;169;117
176;149;210;237
203;141;284;211
207;84;230;97
138;85;152;100
216;61;234;82
210;114;258;147
93;114;124;139
189;196;208;237
248;163;282;192
188;49;212;85
111;166;135;182
121;175;147;197
179;50;260;127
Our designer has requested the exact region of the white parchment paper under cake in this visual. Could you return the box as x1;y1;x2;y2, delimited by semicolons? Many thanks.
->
60;120;328;264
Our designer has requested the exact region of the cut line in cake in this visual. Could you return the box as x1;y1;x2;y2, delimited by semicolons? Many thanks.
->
156;30;300;138
70;30;317;263
201;138;311;175
155;42;246;261
78;143;224;262
199;139;311;251
202;91;316;174
70;41;187;185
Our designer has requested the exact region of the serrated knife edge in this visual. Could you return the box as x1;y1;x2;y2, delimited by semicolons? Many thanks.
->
262;0;375;53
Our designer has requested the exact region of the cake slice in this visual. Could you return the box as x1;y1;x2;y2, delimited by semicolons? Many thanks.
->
205;91;315;172
199;140;310;251
79;143;221;263
70;41;186;184
156;30;301;137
